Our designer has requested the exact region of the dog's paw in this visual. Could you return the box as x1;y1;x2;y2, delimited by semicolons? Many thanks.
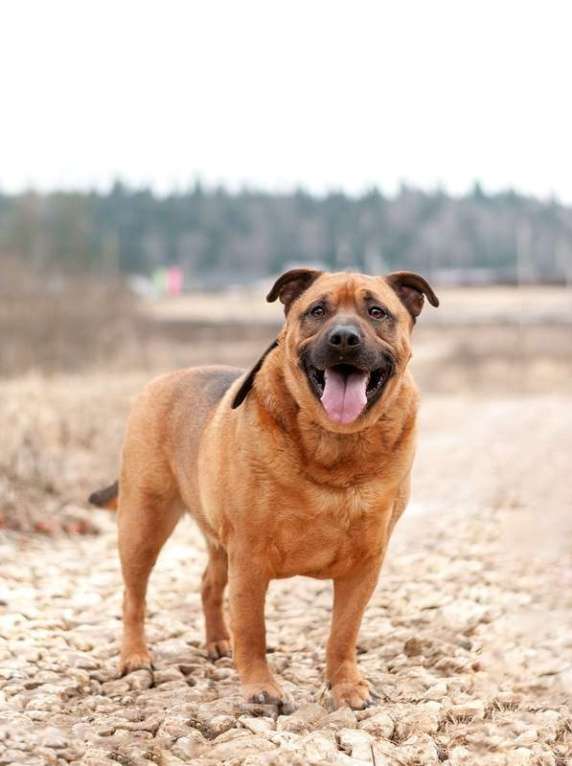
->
119;649;153;676
241;680;295;715
207;639;232;660
331;678;375;710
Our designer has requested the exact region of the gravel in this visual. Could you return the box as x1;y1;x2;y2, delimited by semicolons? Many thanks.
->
1;380;571;764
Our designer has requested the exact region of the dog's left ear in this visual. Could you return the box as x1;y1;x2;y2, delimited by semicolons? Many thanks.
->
267;268;323;314
231;339;279;409
385;271;439;319
233;269;321;408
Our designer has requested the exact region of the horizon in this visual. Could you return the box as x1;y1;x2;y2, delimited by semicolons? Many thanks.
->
1;178;569;207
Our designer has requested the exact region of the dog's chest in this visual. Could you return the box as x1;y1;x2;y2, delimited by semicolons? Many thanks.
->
267;482;389;579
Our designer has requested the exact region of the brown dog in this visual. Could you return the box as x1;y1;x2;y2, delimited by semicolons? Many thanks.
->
90;269;438;710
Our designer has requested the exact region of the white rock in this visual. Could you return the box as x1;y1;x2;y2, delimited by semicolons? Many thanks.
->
240;715;276;734
319;707;358;731
394;706;440;739
394;734;439;765
157;715;193;740
201;713;237;738
37;726;68;749
358;710;395;739
337;727;374;761
207;733;277;760
292;730;338;762
171;731;206;760
277;703;327;733
508;748;533;766
448;745;473;766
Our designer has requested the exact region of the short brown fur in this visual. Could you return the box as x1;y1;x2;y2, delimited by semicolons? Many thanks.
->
95;269;438;710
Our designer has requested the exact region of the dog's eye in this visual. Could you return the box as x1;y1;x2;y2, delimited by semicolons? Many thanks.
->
368;306;387;320
310;305;326;318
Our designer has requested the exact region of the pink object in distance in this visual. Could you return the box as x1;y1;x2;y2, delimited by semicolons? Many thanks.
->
167;267;183;296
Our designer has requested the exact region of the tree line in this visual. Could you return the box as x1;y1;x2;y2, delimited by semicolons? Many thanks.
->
1;182;571;285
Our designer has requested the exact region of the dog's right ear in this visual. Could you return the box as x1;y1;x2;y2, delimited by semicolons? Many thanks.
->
267;268;322;314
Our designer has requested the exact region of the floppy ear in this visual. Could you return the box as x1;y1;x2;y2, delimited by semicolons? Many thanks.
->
385;271;439;319
231;339;279;409
267;268;322;314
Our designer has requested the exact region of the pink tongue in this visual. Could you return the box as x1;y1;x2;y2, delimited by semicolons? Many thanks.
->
320;368;368;424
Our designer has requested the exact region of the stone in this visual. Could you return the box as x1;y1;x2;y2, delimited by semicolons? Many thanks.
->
514;728;538;746
170;730;206;760
533;753;556;766
448;745;473;766
196;697;240;719
393;705;440;740
337;727;374;761
127;669;154;690
425;681;448;699
358;710;395;739
277;703;327;733
201;713;237;738
157;714;194;740
29;748;59;766
0;750;43;765
393;734;440;766
153;667;185;684
239;715;276;734
319;707;358;731
37;726;69;749
508;748;533;766
440;601;488;632
100;679;130;696
292;731;338;763
206;733;277;760
404;637;425;657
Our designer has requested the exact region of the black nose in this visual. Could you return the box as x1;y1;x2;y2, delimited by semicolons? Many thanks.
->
327;324;362;351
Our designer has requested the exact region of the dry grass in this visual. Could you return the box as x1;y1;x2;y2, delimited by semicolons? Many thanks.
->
0;259;147;376
0;372;144;533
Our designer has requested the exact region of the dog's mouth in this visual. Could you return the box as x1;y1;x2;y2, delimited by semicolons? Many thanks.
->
304;361;391;425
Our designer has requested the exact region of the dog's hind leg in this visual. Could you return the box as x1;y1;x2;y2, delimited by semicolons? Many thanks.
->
201;543;231;659
117;486;181;675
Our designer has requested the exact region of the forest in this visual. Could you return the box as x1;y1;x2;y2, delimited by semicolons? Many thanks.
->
1;182;570;285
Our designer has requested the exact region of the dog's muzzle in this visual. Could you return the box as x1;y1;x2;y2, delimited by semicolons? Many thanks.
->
302;335;395;424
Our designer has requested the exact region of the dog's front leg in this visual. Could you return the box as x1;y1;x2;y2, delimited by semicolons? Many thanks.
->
327;555;383;709
228;552;287;708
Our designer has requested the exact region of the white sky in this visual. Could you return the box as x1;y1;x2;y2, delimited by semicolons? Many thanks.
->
1;0;571;200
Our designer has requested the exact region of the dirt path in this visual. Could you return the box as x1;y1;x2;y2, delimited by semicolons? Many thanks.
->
1;389;571;765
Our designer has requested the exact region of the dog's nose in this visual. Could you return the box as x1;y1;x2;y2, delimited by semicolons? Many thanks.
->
327;324;362;351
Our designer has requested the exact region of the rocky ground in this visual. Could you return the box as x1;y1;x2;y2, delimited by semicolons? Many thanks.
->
1;375;571;765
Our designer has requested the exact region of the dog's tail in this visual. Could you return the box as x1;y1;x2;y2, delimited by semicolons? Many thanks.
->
88;480;119;510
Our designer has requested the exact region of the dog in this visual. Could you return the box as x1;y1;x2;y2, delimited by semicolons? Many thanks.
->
89;268;439;710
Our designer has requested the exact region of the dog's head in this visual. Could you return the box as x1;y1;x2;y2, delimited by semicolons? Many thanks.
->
233;269;438;431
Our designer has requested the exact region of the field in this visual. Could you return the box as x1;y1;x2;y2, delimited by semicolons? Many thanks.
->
1;286;571;765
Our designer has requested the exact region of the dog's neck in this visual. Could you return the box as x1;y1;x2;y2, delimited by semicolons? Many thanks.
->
250;346;418;486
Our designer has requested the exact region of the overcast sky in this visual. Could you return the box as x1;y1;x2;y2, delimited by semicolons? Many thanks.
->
2;1;571;200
